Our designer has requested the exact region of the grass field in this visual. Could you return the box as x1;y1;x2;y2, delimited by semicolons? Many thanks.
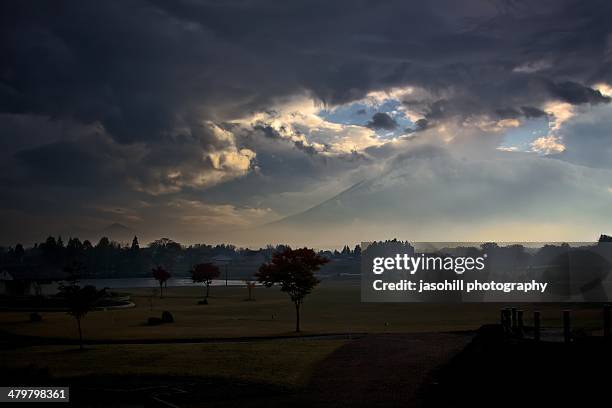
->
0;280;606;341
1;280;609;404
0;340;344;388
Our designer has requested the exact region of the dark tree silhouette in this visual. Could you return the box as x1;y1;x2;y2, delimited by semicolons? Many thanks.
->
191;263;220;301
256;247;328;332
14;243;24;262
131;236;140;251
59;284;107;349
96;236;111;249
150;238;182;272
152;266;171;298
63;261;86;284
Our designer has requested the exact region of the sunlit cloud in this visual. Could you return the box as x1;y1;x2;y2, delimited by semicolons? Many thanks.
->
235;95;388;154
531;135;566;155
594;83;612;97
544;101;574;133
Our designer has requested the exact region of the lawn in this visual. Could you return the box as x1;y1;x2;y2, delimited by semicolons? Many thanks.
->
0;280;607;341
0;340;344;389
0;280;608;406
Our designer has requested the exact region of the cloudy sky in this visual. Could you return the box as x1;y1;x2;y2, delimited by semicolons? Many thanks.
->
1;0;612;247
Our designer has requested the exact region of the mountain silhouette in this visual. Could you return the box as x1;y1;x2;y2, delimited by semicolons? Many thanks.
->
243;151;612;246
102;223;136;243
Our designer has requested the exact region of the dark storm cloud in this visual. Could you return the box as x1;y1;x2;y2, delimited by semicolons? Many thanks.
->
15;141;109;186
252;124;323;155
3;0;612;134
2;0;612;243
494;106;548;119
520;106;548;119
2;0;611;141
244;124;367;162
367;112;398;130
404;78;610;125
548;81;610;105
405;119;430;134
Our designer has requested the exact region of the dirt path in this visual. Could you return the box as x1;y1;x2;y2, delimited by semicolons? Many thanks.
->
306;332;473;408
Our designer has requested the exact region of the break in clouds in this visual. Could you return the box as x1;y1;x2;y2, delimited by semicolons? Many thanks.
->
1;0;612;246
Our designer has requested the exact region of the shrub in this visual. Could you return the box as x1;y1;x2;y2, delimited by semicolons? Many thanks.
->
161;310;174;323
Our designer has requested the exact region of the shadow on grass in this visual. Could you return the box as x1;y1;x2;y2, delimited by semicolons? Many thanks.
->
421;325;612;408
0;368;309;407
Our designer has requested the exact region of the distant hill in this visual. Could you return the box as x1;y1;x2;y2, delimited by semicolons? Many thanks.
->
102;223;136;244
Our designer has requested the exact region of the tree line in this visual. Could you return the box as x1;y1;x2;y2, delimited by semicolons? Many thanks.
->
0;236;360;278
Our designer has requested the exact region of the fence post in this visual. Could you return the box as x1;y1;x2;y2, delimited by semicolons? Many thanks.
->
563;310;571;343
533;311;541;341
604;305;611;339
504;308;511;333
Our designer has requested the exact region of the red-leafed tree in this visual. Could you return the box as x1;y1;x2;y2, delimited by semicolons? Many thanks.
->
191;262;220;301
152;265;171;298
256;247;328;332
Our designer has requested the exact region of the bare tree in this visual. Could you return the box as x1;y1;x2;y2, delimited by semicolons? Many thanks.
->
244;279;256;301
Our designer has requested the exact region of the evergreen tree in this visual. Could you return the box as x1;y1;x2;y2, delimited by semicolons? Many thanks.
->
131;236;140;251
14;243;24;262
